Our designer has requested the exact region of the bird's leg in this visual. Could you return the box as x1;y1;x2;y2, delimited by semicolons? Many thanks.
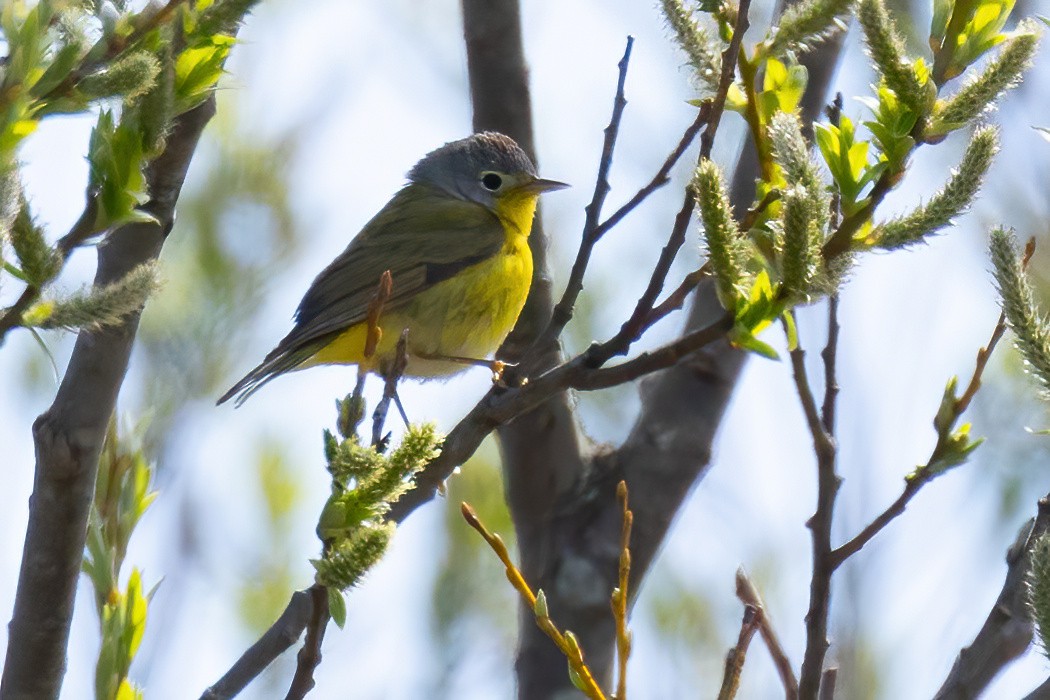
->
414;351;519;386
371;330;412;449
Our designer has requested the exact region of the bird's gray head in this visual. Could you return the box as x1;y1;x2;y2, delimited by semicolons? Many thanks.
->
408;132;568;209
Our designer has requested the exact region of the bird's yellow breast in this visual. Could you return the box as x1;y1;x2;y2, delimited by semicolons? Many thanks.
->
309;190;538;376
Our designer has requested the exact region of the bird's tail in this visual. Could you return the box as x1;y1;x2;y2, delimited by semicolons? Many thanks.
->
216;344;319;407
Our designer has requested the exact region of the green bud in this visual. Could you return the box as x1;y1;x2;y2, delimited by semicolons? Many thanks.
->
858;0;928;118
990;228;1050;396
659;0;722;92
1029;533;1050;659
767;0;855;57
10;202;60;287
929;23;1041;137
534;589;549;619
874;125;998;249
29;261;158;331
79;51;161;103
694;159;750;309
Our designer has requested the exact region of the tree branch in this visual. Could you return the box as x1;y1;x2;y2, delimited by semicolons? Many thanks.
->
933;494;1050;699
830;307;1009;566
735;568;798;699
1;96;216;699
283;585;329;700
717;604;761;700
200;589;313;700
793;306;842;700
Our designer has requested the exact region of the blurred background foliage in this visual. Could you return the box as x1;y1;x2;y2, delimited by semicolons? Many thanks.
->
2;0;1050;697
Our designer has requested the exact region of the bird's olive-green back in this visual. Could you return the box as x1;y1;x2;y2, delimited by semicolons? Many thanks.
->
271;182;506;357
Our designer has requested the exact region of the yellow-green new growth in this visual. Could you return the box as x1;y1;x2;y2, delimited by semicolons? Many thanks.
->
313;522;394;591
659;0;722;93
858;0;930;117
315;423;442;592
874;126;998;250
930;21;1040;137
766;0;856;57
78;51;161;103
24;261;159;331
10;202;59;287
769;113;830;297
694;160;749;308
990;228;1050;396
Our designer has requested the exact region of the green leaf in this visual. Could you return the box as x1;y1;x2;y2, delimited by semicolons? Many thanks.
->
781;311;799;350
729;325;781;359
327;588;347;629
88;110;155;230
174;34;235;114
930;0;954;48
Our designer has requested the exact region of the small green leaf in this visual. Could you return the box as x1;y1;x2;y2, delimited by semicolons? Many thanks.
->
328;588;347;629
781;311;799;350
729;325;781;359
174;35;235;114
534;589;549;619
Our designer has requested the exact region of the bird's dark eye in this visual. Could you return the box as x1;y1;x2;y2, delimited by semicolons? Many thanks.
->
481;173;503;191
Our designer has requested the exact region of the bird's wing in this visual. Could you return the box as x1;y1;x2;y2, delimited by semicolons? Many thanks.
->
217;185;506;405
288;184;505;344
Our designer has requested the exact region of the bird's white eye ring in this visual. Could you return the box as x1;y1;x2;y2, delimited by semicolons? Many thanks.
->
481;172;503;191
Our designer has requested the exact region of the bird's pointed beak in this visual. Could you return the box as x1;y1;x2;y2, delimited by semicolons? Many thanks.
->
523;177;570;194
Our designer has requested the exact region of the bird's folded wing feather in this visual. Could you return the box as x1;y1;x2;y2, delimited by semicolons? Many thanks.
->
271;185;506;356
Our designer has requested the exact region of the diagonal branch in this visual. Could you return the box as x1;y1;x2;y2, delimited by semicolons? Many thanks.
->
933;494;1050;699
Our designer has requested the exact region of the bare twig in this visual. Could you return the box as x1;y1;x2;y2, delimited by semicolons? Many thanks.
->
283;585;330;700
793;305;842;699
540;36;634;346
460;503;607;700
584;0;751;370
820;296;840;433
830;304;1011;566
934;494;1050;699
718;604;761;700
735;569;798;699
199;589;313;700
818;668;838;700
591;108;710;239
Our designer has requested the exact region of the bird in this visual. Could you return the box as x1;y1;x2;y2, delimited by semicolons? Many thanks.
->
218;131;568;406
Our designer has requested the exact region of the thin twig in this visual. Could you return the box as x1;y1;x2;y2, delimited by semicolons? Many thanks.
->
934;494;1050;699
820;296;839;433
612;481;633;700
582;0;751;369
31;0;191;104
717;604;761;700
735;569;798;699
794;306;842;699
592;108;710;239
818;668;838;700
283;585;329;700
391;309;735;522
830;302;1011;567
738;188;782;232
460;502;607;700
540;36;633;346
200;589;313;700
